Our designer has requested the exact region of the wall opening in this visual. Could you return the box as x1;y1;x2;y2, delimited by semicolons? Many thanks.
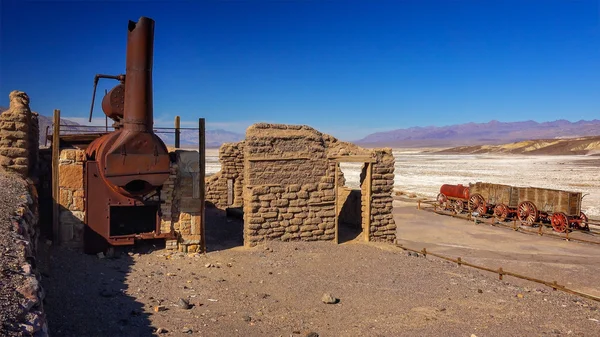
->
110;205;157;236
337;162;365;243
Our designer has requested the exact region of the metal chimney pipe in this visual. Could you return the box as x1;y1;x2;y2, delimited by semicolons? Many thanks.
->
123;16;155;132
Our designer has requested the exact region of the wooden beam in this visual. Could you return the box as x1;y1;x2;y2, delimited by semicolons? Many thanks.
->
334;162;339;244
174;116;181;148
199;118;206;253
52;109;60;244
364;163;372;242
247;156;311;162
330;156;377;163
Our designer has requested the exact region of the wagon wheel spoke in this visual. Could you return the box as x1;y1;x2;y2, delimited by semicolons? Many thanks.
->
437;193;448;209
494;204;508;221
551;212;569;233
454;200;464;214
578;212;589;231
525;201;538;226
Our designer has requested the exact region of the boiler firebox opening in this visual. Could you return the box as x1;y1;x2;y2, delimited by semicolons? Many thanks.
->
110;205;158;236
124;180;153;194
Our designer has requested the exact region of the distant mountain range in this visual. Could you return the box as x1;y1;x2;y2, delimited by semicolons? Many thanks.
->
0;107;244;148
355;119;600;148
2;106;599;150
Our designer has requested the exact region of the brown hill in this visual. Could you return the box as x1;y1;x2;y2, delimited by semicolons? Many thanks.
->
436;136;600;155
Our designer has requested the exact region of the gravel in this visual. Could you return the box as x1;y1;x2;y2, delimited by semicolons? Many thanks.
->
0;171;30;335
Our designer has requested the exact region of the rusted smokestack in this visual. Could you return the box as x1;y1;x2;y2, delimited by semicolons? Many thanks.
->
124;17;155;132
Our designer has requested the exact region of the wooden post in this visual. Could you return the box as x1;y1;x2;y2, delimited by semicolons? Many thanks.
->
174;116;181;148
52;109;60;244
198;118;206;253
364;162;372;242
334;162;339;244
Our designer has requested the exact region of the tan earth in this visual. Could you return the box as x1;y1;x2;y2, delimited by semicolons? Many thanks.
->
39;203;600;337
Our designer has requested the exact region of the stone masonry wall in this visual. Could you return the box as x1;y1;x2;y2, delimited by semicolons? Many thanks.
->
205;142;245;209
240;123;398;246
4;177;48;335
164;150;203;253
0;90;37;178
57;149;86;247
369;149;396;242
242;124;337;245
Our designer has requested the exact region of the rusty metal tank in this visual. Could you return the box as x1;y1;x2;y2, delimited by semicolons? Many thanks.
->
86;17;170;198
83;17;174;253
440;184;470;200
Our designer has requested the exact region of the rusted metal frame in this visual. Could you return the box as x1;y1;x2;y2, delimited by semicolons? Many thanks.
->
52;109;61;243
394;243;600;303
422;205;600;245
199;118;206;253
174;116;181;148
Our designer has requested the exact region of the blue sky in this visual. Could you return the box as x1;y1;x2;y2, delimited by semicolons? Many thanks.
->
0;0;598;140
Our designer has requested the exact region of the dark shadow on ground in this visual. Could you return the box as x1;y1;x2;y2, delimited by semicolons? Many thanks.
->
338;221;362;243
338;189;363;243
39;240;158;337
204;205;243;252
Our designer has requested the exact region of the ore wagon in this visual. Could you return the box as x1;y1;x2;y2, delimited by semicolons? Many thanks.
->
467;182;519;220
516;186;588;232
436;182;588;232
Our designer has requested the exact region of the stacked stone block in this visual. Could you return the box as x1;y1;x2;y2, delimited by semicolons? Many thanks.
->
0;91;35;177
28;112;39;176
205;142;245;209
165;150;203;252
369;149;396;242
57;149;86;246
243;181;337;245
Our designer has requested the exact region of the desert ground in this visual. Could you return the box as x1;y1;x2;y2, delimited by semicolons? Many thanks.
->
40;204;600;337
36;148;600;336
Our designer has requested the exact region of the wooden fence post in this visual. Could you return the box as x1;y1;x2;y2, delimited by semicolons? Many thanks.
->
52;109;60;244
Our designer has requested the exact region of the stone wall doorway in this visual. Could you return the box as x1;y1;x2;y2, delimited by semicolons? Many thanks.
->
334;157;373;244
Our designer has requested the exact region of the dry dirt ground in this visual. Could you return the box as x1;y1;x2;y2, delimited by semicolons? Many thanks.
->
393;199;600;298
38;206;600;337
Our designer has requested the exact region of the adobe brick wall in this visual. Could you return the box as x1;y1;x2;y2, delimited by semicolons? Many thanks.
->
369;149;396;242
238;123;396;246
205;142;245;209
0;90;38;177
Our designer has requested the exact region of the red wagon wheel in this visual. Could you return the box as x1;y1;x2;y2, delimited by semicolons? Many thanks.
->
437;193;449;209
551;212;569;233
468;194;487;215
494;204;509;221
576;212;589;231
517;201;538;226
454;199;465;214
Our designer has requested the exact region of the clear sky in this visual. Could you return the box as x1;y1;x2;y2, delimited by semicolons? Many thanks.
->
0;0;598;140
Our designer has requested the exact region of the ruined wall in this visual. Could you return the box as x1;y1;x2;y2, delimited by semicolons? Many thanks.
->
369;149;396;242
205;142;245;209
5;178;48;335
239;123;399;246
57;149;86;246
243;124;338;245
0;90;38;177
164;150;203;253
